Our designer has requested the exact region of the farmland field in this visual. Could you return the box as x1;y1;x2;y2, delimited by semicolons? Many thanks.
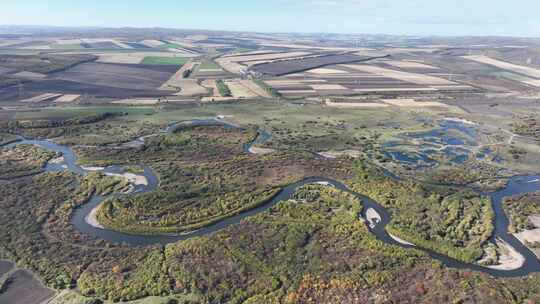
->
48;62;176;90
251;53;375;76
141;56;189;65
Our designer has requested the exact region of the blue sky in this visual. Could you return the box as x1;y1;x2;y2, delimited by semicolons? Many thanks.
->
3;0;539;37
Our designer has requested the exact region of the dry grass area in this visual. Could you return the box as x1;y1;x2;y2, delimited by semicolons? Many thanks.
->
225;79;258;98
281;89;316;94
96;53;146;64
198;68;222;72
53;94;80;103
215;59;248;74
201;96;237;102
200;79;258;101
382;98;450;108
12;71;46;79
324;98;450;109
174;79;209;97
353;87;438;92
464;55;540;79
342;64;455;85
384;60;439;69
140;39;165;48
306;68;348;74
21;93;62;103
311;84;348;90
239;79;272;97
201;79;219;97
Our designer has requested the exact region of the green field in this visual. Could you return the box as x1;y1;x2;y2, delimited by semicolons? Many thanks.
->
141;56;189;65
158;42;190;50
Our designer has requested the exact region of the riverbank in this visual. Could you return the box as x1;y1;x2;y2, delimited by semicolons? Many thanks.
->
85;204;104;229
104;172;148;186
248;146;275;155
365;207;381;228
514;215;540;259
389;233;416;247
486;239;526;271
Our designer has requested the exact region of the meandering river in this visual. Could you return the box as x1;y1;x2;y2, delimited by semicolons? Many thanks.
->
4;119;540;278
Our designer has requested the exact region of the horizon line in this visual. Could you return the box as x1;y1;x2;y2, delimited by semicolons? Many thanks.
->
1;24;539;40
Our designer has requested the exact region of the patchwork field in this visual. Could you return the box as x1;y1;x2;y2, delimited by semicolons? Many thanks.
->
341;64;456;85
251;53;375;76
262;61;474;98
464;55;540;79
216;51;313;74
462;55;540;88
96;52;198;64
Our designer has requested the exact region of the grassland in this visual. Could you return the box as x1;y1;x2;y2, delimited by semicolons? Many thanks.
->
141;57;189;66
